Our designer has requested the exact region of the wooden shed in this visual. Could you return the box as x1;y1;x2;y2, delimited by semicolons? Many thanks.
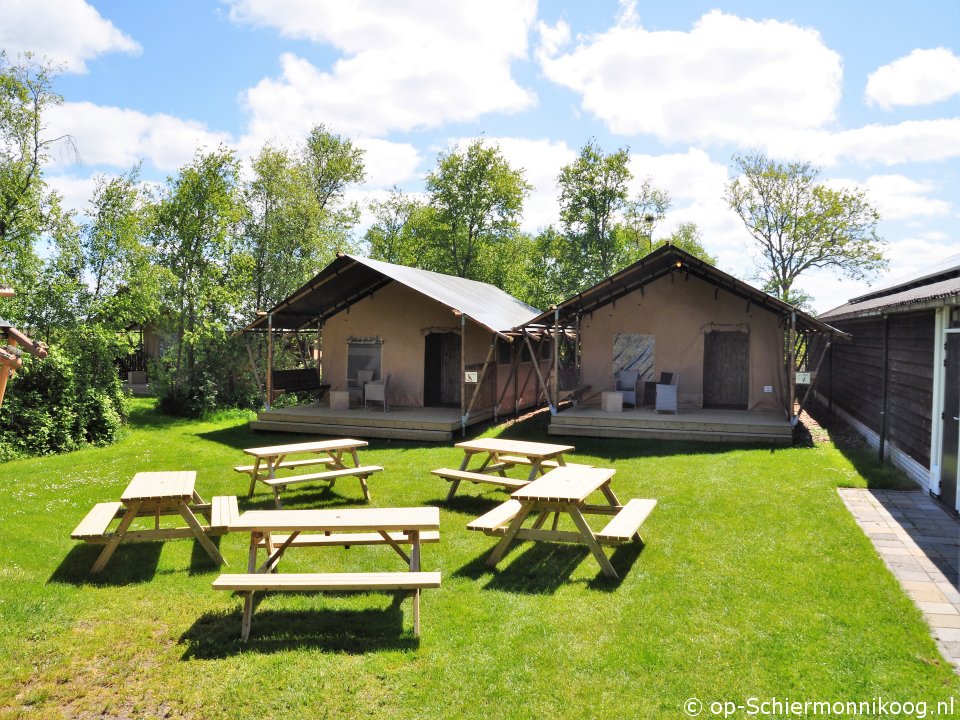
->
243;255;550;442
522;246;841;444
816;254;960;512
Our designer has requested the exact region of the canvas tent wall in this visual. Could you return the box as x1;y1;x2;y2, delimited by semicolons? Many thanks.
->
817;253;960;509
523;245;842;417
244;254;547;418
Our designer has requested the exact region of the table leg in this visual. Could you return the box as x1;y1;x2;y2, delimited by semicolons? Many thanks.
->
600;482;621;508
91;500;143;573
446;451;472;502
567;505;618;579
486;502;535;567
526;462;541;482
248;458;261;497
410;530;422;636
556;454;567;467
177;502;226;566
241;593;254;641
248;533;259;572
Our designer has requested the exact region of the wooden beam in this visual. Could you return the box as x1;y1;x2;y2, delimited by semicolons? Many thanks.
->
495;339;522;420
266;312;274;410
464;335;497;419
460;313;466;436
523;332;553;411
244;332;263;396
552;307;559;413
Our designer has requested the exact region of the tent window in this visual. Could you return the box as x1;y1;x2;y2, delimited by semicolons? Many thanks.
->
347;338;382;381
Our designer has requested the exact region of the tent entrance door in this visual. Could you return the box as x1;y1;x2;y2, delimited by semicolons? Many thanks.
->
424;332;461;407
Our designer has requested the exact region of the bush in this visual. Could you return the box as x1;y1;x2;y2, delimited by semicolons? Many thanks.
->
150;331;261;418
0;327;128;460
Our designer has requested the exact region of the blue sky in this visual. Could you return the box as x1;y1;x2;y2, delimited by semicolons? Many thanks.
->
3;0;958;312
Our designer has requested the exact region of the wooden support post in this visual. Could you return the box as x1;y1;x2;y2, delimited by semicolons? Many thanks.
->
574;313;581;385
523;332;553;411
265;312;274;410
879;314;890;461
828;340;834;413
464;335;497;419
787;311;796;421
796;337;832;421
460;313;466;436
495;339;522;420
552;307;560;415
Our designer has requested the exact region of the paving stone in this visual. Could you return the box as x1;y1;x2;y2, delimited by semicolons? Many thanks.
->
928;614;960;629
918;601;959;615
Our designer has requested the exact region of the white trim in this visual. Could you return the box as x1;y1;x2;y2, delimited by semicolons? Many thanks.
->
931;307;945;494
812;390;933;491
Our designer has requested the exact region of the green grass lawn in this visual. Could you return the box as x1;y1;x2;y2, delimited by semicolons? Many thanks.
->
1;399;956;719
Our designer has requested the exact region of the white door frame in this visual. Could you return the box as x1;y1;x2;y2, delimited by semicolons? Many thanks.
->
937;306;960;511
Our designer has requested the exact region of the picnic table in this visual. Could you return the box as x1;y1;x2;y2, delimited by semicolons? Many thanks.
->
235;438;382;508
213;507;442;640
432;438;582;502
467;466;656;579
71;471;237;573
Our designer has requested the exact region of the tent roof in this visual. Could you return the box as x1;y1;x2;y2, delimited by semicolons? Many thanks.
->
524;245;843;336
245;254;542;335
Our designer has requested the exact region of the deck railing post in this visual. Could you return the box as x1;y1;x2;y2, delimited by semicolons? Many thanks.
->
266;312;274;410
552;307;559;415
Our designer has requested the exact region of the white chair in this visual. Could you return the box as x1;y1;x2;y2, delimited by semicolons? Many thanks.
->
349;369;374;402
615;370;638;407
655;373;679;414
364;374;389;412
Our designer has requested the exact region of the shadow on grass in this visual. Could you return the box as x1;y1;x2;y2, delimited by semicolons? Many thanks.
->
455;541;636;593
429;493;506;517
241;486;367;511
188;536;226;576
804;404;918;491
179;594;417;657
48;542;162;585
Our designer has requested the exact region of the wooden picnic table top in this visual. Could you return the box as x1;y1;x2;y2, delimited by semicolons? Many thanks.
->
511;466;616;503
243;438;368;458
454;437;575;459
121;471;196;503
230;507;440;534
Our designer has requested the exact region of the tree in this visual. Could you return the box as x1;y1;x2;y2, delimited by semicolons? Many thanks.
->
622;178;671;258
725;152;886;303
659;222;716;265
81;164;157;327
364;188;426;267
0;52;76;322
424;139;531;280
151;147;244;401
556;140;632;289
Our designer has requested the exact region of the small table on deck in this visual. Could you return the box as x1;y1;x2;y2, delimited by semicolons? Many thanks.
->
83;471;228;573
238;438;381;508
441;438;576;501
470;466;627;578
219;507;441;640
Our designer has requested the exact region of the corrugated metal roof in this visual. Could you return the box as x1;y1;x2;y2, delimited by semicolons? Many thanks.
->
849;252;960;302
245;254;542;335
524;245;843;337
820;275;960;320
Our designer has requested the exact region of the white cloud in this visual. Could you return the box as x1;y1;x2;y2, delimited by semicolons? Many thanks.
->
46;173;98;216
355;138;422;188
860;175;951;221
0;0;140;73
47;101;232;172
866;48;960;109
537;8;842;145
229;0;537;140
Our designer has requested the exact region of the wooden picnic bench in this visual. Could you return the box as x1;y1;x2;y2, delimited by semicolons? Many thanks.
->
214;507;441;640
236;439;382;507
70;472;238;573
467;466;656;579
437;438;583;501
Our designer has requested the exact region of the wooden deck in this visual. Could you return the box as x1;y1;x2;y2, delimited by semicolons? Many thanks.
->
548;405;793;444
250;403;493;442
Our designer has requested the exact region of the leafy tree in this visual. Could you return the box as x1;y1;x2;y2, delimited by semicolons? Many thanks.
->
302;124;365;254
424;139;531;280
81;164;157;328
725;151;886;302
239;143;326;317
150;147;244;407
0;52;76;322
556;140;632;290
622;178;671;259
364;188;427;267
658;222;716;264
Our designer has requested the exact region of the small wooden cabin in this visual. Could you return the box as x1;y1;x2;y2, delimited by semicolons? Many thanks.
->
817;254;960;512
